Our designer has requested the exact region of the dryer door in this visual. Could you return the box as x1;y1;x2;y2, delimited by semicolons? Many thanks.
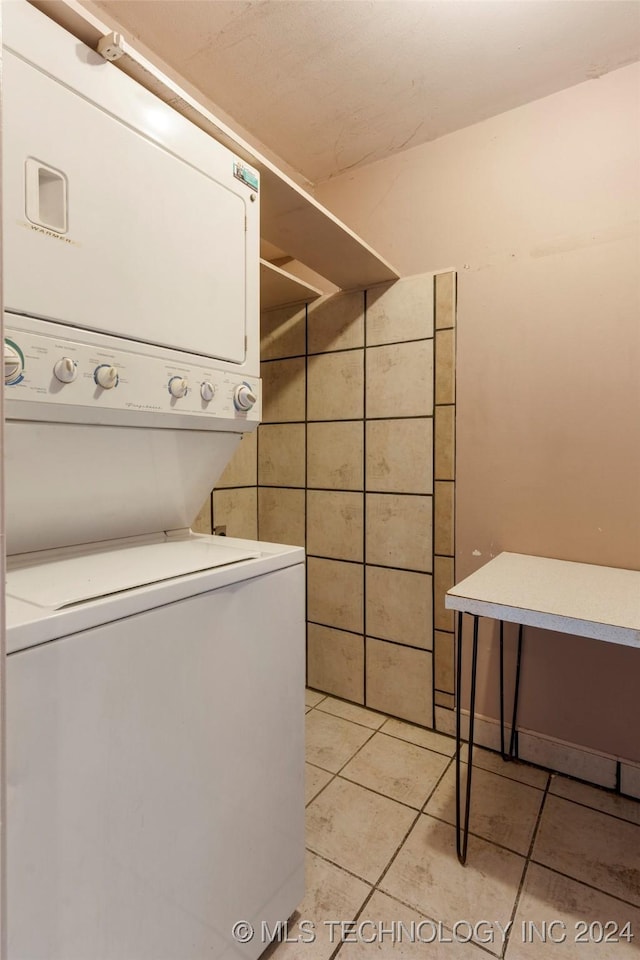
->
3;24;257;366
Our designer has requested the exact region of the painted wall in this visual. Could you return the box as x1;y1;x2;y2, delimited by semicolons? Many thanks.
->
315;63;640;761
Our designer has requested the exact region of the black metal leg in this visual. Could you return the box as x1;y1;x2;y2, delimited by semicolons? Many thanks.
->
499;621;506;758
456;611;479;865
499;621;524;761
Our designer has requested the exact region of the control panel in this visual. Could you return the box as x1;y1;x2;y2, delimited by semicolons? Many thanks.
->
4;324;261;426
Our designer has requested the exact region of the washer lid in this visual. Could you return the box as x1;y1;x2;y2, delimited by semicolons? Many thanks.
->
7;539;260;610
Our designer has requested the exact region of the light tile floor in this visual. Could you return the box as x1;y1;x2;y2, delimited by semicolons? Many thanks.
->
264;690;640;960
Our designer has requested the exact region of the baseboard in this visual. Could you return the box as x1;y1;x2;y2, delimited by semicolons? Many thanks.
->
434;706;640;799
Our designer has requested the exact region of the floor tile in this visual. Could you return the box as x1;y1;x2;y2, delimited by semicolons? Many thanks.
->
317;697;386;730
306;777;416;883
506;863;640;959
425;763;544;855
305;763;333;805
341;733;449;809
381;815;525;957
305;711;373;774
382;717;456;757
460;744;550;790
549;774;640;826
265;851;371;960
306;688;327;708
533;795;640;906
337;890;487;958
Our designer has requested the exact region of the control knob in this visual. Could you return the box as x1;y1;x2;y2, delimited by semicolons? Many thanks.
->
168;376;189;399
54;357;78;383
4;340;23;384
234;383;257;412
200;381;216;403
94;364;119;389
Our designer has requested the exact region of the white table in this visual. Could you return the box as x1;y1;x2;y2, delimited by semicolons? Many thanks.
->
445;552;640;864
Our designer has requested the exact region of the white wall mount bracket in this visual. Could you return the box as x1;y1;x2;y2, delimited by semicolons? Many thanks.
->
96;31;125;62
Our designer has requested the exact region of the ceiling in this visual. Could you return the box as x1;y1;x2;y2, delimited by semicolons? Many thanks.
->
95;0;640;184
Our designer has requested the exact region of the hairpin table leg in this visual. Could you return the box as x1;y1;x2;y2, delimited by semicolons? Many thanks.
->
456;611;479;865
499;621;524;761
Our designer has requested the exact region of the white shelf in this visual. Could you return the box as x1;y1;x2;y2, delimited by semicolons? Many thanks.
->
258;172;398;290
260;260;322;310
30;0;400;292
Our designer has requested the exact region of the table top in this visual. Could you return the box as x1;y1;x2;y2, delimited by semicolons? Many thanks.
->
445;552;640;647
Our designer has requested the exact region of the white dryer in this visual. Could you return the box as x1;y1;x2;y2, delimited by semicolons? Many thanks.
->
2;0;260;372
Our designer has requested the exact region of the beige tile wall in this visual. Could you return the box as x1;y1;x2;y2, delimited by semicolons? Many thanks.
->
211;272;456;729
432;272;457;718
191;495;212;535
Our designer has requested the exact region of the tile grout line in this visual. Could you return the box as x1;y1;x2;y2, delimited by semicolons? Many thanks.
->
329;724;381;777
431;275;437;731
304;724;383;816
324;753;466;959
376;728;454;759
456;762;547;792
305;777;336;809
437;271;458;737
526;858;640;911
309;620;434;654
262;335;437;365
236;484;436;496
307;708;453;825
303;697;640;957
358;749;457;892
311;698;557;780
501;772;551;959
307;797;640;953
334;772;440;816
314;705;386;732
304;847;372;887
304;301;309;688
310;703;454;752
326;887;378;960
348;884;503;960
308;557;434;575
306;714;382;795
264;414;436;425
362;288;368;709
417;810;536;861
308;697;597;791
419;745;461;816
545;788;640;828
328;878;499;959
302;812;640;954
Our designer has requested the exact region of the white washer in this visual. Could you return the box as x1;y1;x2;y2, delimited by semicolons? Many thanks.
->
6;533;305;960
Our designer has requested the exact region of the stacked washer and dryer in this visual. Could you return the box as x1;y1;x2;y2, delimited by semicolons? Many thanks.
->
3;3;305;958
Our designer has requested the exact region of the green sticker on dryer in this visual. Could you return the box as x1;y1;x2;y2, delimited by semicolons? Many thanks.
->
233;161;259;192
